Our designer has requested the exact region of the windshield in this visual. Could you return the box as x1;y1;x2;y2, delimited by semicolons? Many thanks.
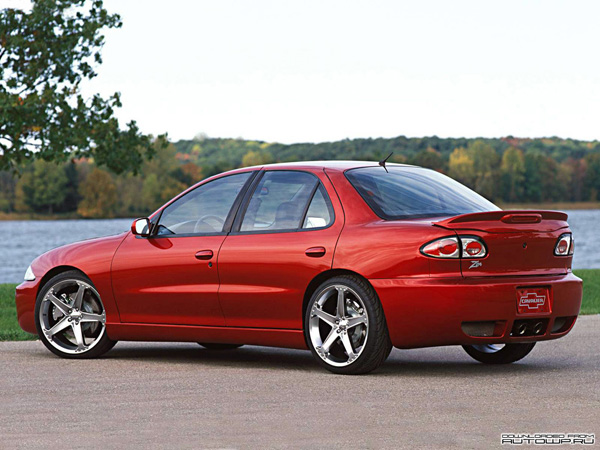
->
345;166;499;220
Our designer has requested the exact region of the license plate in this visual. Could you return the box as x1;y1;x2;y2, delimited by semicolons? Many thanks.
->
516;287;550;314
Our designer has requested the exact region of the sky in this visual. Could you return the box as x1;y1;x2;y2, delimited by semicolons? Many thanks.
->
5;0;600;143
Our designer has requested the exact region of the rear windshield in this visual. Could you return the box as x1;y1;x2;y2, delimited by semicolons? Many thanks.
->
345;166;499;220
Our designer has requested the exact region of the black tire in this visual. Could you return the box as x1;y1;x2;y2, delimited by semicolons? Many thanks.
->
304;275;392;375
34;270;117;359
462;343;536;364
198;343;243;350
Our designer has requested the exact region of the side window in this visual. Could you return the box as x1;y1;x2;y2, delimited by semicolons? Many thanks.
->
240;171;318;232
156;172;251;235
302;185;333;229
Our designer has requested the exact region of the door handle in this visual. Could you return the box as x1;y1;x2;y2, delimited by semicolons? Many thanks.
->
195;250;214;260
305;247;326;258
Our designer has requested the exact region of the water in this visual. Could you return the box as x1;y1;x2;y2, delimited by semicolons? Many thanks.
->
1;219;133;284
564;210;600;271
0;211;598;283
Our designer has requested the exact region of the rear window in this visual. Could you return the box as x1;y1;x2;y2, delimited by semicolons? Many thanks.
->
345;166;499;220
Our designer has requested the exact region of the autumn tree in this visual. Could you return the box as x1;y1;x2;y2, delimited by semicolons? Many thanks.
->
242;150;274;167
0;0;160;173
448;147;476;187
77;168;117;217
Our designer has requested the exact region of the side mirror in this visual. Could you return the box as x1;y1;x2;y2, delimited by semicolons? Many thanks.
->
131;218;151;237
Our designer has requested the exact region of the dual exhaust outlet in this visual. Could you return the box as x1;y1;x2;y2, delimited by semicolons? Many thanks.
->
514;320;545;336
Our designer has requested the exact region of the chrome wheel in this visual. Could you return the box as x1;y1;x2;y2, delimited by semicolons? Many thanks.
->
308;284;369;367
38;279;106;355
462;342;536;364
472;344;505;353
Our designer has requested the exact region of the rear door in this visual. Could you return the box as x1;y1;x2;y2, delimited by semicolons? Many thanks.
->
435;210;572;277
217;169;344;329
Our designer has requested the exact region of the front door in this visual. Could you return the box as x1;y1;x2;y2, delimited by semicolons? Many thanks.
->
112;171;253;326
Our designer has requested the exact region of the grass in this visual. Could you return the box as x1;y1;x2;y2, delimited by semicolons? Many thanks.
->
0;283;36;341
574;270;600;315
0;270;598;341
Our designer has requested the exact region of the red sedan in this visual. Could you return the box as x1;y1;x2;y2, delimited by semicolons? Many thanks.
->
15;161;582;374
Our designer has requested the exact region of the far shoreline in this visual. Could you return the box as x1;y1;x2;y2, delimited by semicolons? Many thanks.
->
1;202;599;221
0;213;138;221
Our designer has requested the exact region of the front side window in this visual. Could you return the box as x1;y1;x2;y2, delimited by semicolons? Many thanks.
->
157;172;252;235
346;166;499;220
241;171;331;232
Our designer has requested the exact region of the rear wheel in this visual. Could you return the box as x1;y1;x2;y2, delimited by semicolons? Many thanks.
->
34;271;116;359
462;343;536;364
304;275;392;375
198;343;243;350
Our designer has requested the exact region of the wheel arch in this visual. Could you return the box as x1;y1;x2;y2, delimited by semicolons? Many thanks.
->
302;269;377;328
37;266;88;296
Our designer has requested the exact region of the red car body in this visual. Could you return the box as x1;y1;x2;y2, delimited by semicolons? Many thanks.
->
16;161;583;352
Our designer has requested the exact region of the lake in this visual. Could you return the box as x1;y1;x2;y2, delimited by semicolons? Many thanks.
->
1;210;598;283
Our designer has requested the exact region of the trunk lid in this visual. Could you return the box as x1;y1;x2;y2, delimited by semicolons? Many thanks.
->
434;210;572;277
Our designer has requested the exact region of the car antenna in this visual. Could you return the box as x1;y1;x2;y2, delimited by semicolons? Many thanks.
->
378;152;393;173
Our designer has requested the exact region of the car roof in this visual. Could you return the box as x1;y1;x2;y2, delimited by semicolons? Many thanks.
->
241;160;414;172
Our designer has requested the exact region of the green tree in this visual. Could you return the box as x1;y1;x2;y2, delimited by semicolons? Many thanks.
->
409;147;446;172
77;168;117;217
0;171;16;212
523;152;543;202
138;139;187;212
467;140;500;199
19;159;68;213
561;158;586;202
583;153;600;201
0;0;161;173
114;173;144;216
501;147;525;202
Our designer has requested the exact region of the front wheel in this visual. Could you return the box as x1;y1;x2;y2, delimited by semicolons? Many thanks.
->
304;275;392;375
462;343;536;364
34;270;116;359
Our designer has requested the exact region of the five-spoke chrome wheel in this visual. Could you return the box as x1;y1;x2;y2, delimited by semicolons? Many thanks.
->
308;284;369;367
36;272;115;358
305;276;392;374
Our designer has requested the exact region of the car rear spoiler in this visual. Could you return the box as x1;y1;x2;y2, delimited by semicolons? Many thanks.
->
434;210;569;232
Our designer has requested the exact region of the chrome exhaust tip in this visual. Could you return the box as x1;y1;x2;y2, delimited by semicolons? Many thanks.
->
517;323;528;336
533;322;544;335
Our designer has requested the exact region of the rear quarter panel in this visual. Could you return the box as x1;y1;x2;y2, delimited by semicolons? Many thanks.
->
326;168;459;278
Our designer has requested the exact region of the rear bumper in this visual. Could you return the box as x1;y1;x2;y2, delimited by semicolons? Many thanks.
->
371;272;582;349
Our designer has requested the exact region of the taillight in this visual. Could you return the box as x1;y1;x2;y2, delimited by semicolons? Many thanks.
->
461;237;486;258
421;237;459;258
569;238;574;255
554;233;573;256
421;236;487;259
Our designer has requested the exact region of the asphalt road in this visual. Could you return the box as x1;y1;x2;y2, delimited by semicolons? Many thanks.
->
1;316;598;449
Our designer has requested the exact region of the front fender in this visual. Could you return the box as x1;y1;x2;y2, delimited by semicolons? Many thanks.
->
16;233;128;333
